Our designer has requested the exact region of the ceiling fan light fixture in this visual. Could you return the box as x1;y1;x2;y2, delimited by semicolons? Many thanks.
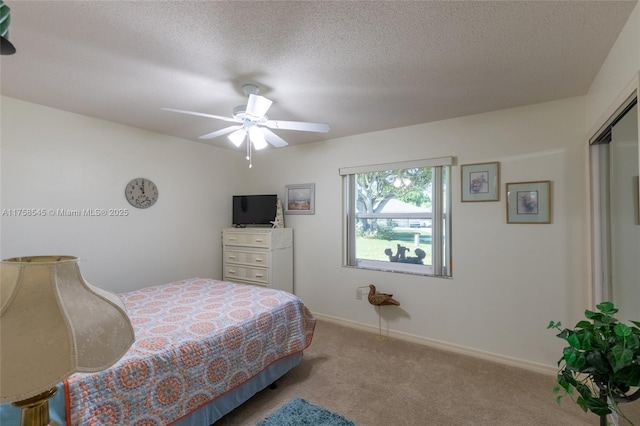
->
228;129;246;147
249;126;268;150
163;84;329;168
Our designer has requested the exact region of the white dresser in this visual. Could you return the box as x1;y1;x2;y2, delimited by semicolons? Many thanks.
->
222;228;294;293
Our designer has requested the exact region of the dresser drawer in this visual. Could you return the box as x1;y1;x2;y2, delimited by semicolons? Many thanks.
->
223;231;269;248
224;264;268;284
224;250;269;267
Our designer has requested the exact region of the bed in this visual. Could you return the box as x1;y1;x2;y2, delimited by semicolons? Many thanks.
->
0;278;316;425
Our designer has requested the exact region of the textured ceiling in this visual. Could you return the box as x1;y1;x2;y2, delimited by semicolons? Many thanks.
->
1;1;637;150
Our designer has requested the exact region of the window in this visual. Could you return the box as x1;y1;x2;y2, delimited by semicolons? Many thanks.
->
340;157;453;277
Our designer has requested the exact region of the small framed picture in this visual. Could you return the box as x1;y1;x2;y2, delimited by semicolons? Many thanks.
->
461;162;499;202
506;181;551;224
285;183;315;215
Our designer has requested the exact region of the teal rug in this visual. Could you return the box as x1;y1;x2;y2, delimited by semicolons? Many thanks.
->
257;398;355;426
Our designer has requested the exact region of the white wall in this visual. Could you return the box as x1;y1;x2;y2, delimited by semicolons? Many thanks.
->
586;1;640;130
0;97;246;292
247;96;588;369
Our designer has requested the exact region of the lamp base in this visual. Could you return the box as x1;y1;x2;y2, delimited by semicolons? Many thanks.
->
12;387;58;426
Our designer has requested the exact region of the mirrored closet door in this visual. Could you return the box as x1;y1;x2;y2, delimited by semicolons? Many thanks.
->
591;99;639;323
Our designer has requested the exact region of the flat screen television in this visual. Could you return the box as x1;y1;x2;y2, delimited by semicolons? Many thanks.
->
232;194;278;226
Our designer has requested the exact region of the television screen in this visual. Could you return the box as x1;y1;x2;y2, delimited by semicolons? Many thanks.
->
232;195;277;226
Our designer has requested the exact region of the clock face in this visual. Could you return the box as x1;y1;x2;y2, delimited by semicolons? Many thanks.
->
125;178;158;209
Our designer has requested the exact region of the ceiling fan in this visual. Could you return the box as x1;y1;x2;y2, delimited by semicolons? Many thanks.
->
163;84;330;167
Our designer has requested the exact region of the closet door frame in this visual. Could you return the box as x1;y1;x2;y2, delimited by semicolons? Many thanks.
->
587;72;640;307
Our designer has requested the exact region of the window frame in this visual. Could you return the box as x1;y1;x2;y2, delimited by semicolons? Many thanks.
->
340;157;453;277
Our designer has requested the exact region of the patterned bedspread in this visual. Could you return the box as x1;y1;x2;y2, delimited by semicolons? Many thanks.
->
64;278;315;426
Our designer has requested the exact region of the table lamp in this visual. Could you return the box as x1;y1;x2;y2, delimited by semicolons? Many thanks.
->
0;256;135;426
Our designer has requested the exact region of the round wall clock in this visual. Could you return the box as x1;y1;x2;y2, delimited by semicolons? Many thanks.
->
125;178;158;209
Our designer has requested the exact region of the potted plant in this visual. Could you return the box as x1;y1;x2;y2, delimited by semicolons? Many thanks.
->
548;302;640;425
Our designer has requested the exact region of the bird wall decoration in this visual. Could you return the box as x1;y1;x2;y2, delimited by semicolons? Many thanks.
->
359;284;400;342
367;284;400;306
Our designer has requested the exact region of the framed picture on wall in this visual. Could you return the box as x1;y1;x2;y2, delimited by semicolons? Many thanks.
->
506;180;551;224
285;183;315;215
460;162;500;202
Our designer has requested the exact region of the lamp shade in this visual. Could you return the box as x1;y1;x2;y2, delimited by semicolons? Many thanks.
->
0;256;135;402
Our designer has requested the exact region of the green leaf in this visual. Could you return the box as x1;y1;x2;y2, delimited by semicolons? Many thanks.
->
574;383;611;416
575;382;594;399
625;367;640;387
587;397;612;416
599;315;618;325
563;348;578;365
590;404;612;416
614;323;632;337
574;320;592;329
556;329;571;340
611;346;634;372
578;332;592;350
585;351;608;373
576;396;589;413
574;353;586;369
567;333;581;349
559;370;578;390
597;301;618;315
590;332;607;349
627;333;640;350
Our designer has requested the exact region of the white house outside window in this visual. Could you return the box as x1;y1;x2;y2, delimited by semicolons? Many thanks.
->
340;157;453;277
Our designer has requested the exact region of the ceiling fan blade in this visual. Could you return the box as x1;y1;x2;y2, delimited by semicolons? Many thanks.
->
246;94;273;118
162;108;240;123
265;119;330;133
198;125;242;140
261;128;289;148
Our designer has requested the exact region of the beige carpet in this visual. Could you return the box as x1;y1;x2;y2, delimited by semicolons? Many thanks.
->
215;319;640;425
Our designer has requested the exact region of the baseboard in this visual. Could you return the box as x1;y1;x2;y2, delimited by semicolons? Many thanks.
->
312;312;557;377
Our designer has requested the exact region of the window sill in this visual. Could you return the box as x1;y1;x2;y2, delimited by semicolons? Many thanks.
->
343;260;451;278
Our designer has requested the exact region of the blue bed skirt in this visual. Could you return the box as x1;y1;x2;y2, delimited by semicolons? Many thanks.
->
0;353;302;426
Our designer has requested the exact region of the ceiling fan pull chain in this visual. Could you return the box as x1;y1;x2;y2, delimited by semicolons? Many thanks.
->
246;134;252;168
